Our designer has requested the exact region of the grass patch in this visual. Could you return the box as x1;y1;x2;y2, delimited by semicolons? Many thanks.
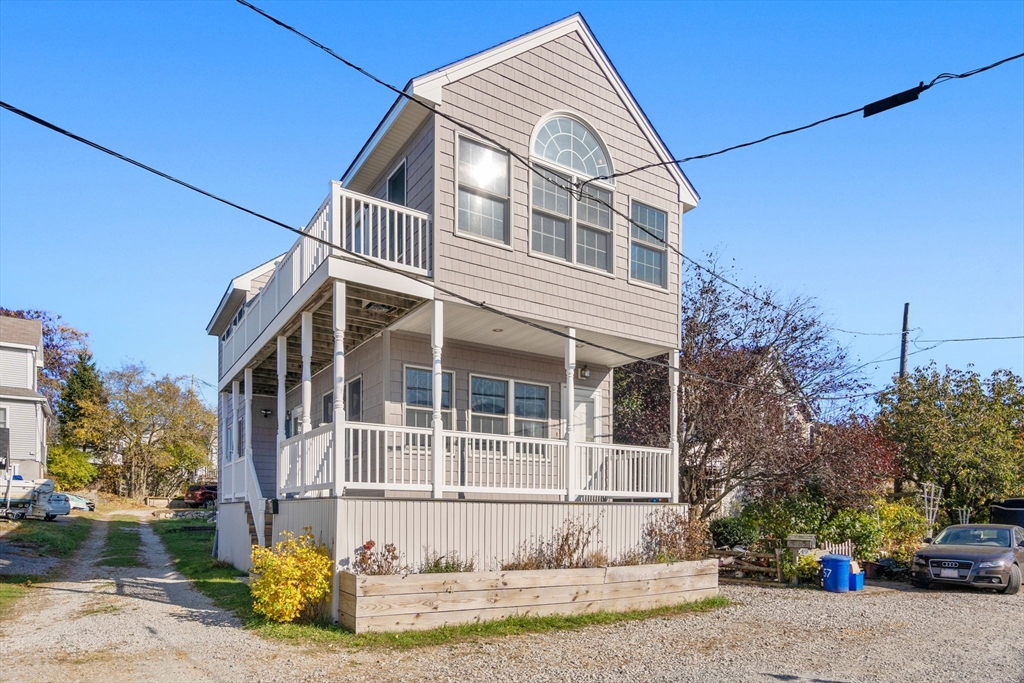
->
1;516;94;558
152;518;731;649
0;575;38;619
97;518;144;567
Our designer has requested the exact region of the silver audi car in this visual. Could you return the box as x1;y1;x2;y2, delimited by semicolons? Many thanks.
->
910;524;1024;595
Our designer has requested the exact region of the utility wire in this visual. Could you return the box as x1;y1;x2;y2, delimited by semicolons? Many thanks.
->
582;52;1024;185
235;1;1022;339
1;98;879;403
915;335;1024;343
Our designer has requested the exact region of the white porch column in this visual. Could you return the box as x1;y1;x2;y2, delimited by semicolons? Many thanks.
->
565;328;576;502
231;380;241;461
300;311;313;496
244;368;254;462
276;335;287;495
333;281;346;494
669;350;680;504
431;299;444;499
300;311;313;434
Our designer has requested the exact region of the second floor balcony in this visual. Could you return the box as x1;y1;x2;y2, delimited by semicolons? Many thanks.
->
216;182;431;376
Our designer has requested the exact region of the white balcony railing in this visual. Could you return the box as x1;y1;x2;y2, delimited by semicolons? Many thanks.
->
276;422;671;501
219;184;432;376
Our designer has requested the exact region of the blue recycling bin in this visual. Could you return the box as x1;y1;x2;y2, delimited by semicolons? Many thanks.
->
849;570;865;591
821;554;852;593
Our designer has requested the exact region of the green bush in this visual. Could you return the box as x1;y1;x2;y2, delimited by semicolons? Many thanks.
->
820;508;883;560
740;494;832;550
46;444;98;490
709;516;758;549
876;499;927;566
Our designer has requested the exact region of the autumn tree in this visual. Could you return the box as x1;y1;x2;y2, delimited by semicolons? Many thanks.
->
0;308;89;413
877;363;1024;520
74;363;217;498
615;262;890;517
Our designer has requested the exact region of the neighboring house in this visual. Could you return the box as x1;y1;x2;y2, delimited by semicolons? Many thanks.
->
208;14;700;600
0;316;51;480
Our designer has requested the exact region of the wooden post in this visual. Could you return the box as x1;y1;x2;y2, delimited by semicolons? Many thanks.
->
431;299;444;499
565;327;576;502
300;311;312;496
333;280;346;495
669;350;680;504
276;335;287;495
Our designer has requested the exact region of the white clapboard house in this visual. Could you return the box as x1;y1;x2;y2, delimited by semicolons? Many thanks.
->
0;316;51;481
208;14;700;603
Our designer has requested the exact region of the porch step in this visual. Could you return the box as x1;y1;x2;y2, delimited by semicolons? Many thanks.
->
244;501;272;548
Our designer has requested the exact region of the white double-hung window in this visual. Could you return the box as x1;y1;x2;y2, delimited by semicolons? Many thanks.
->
470;376;549;437
531;115;614;273
457;138;510;245
630;201;668;287
405;367;452;430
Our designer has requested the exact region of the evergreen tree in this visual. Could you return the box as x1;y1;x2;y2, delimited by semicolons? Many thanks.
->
57;352;105;446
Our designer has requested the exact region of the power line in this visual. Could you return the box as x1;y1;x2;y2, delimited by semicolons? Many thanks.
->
0;99;875;404
915;335;1024;343
582;52;1024;185
234;0;923;339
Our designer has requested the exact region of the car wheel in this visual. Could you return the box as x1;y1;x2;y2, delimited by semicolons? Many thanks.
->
44;514;55;521
1001;564;1021;595
202;499;216;509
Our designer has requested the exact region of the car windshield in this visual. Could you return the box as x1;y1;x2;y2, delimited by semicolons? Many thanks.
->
933;527;1011;547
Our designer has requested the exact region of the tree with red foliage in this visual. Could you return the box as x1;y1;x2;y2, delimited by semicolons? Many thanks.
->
615;260;894;516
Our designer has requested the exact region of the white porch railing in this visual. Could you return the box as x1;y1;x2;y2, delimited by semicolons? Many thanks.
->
276;422;671;501
220;454;267;546
576;443;672;498
278;423;336;497
219;184;432;376
345;424;433;492
443;433;567;495
221;458;247;502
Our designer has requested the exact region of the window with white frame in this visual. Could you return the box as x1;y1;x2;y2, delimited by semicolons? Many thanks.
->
224;424;234;461
514;383;549;438
348;378;363;423
470;376;550;437
405;367;452;429
0;407;6;429
630;201;668;287
387;162;406;205
531;116;614;272
457;137;509;244
322;392;333;426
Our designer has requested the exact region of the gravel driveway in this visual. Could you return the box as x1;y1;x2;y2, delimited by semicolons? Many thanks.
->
2;518;1021;683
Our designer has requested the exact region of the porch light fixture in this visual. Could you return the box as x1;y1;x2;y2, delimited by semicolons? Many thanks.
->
577;365;591;380
261;409;272;418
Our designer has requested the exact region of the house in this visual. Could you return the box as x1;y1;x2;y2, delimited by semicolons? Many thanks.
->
0;316;51;480
208;14;700;612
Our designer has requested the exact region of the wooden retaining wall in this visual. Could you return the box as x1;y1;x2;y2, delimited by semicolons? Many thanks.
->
339;559;719;633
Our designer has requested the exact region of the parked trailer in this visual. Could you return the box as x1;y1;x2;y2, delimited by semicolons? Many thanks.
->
0;478;64;520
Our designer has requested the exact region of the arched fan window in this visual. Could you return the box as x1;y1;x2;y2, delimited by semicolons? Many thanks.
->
530;115;615;272
532;116;612;179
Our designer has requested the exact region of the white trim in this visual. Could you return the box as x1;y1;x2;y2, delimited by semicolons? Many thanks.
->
626;197;671;290
385;158;408;205
0;341;39;351
454;132;513;248
409;14;698;207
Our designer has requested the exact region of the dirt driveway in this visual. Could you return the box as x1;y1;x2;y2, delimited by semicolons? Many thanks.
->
2;516;1022;683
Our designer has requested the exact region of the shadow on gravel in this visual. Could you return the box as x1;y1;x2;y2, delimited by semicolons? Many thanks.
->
766;675;853;683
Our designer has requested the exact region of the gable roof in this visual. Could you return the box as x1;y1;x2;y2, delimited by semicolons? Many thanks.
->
0;316;43;349
341;13;699;209
206;255;282;336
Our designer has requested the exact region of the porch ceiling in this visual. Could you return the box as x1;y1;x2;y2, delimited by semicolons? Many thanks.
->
244;281;425;395
390;300;672;368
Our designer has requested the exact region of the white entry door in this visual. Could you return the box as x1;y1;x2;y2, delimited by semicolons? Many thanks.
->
571;386;599;443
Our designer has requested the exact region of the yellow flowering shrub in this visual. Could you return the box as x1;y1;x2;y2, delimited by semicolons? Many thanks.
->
250;527;333;623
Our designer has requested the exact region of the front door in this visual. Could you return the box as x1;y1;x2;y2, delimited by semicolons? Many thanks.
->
572;386;599;443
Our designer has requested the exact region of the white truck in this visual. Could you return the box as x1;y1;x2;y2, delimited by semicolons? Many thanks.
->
0;477;71;520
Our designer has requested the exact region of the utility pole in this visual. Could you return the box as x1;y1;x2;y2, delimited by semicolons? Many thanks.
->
898;303;910;378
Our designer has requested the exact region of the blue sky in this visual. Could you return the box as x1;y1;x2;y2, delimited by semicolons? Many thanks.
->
1;1;1021;406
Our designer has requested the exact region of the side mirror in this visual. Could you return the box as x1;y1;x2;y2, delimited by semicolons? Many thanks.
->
923;537;933;544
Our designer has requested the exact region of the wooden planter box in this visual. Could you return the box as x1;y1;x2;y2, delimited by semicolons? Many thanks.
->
339;559;719;633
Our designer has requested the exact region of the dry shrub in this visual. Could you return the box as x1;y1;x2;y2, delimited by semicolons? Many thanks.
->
353;540;405;575
501;517;601;570
613;508;711;566
250;527;333;623
422;549;475;574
